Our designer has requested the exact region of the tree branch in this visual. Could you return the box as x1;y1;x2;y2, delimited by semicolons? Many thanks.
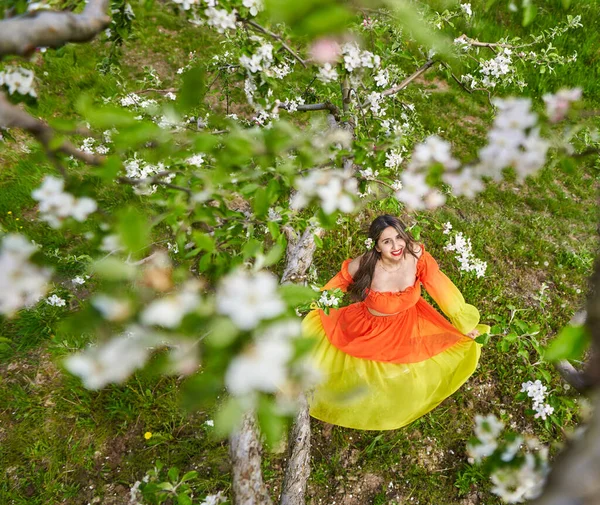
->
0;92;104;165
454;34;512;51
279;102;341;122
0;0;110;57
241;18;306;68
381;59;434;97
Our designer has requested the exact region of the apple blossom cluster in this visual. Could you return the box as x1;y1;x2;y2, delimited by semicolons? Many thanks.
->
342;42;381;73
543;87;582;122
225;319;301;397
490;450;549;504
467;414;504;462
443;230;487;278
291;169;358;215
123;155;175;195
477;97;549;182
318;290;340;308
467;414;549;503
140;281;201;328
239;40;274;74
204;6;238;32
0;66;37;97
64;326;155;390
521;380;554;420
216;269;285;330
32;176;98;228
384;148;404;171
46;294;66;307
0;234;51;316
364;238;374;250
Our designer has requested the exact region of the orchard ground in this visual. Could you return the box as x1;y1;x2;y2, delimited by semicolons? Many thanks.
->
1;1;599;504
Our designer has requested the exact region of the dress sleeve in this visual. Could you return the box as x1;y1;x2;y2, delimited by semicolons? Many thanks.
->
418;246;490;335
322;259;354;292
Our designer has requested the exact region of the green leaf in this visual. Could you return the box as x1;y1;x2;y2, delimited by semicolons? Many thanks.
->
96;156;122;182
522;3;537;27
411;225;422;241
177;65;206;113
157;482;175;491
257;395;286;448
243;239;262;260
474;333;490;345
313;233;323;249
268;221;281;240
180;471;198;483
544;325;590;361
252;187;270;217
561;0;572;8
191;232;215;254
177;494;193;505
76;95;138;129
92;257;137;281
206;317;239;348
214;397;245;438
262;243;284;268
280;284;317;306
116;207;150;258
168;467;180;482
181;372;222;411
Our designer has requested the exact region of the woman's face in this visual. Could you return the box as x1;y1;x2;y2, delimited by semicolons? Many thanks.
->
376;226;406;262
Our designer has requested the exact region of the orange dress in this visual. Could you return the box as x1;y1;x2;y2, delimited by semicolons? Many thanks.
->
303;244;489;430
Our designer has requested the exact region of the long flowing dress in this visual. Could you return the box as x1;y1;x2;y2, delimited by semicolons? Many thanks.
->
303;244;490;430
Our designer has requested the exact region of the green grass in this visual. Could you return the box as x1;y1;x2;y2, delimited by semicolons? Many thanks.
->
1;0;599;504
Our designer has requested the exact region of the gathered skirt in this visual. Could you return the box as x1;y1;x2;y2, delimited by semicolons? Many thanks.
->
303;307;482;430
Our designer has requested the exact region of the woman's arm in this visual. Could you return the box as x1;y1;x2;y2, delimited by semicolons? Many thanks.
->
419;247;490;336
322;255;362;292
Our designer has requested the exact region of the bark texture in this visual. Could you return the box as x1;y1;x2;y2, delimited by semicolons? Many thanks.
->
0;0;110;57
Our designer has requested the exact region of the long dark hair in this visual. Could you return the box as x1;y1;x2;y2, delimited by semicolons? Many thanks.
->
348;215;419;301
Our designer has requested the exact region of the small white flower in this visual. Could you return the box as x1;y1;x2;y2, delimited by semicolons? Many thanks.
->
317;63;338;84
72;276;86;285
46;294;66;307
365;238;374;249
460;3;472;17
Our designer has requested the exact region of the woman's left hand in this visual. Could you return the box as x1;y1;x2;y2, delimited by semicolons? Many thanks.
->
466;329;480;339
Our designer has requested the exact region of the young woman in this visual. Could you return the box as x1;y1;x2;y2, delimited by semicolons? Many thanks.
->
304;214;489;430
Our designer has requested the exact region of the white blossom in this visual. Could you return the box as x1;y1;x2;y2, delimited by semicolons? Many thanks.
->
490;453;548;503
200;491;227;505
442;222;453;235
365;238;374;249
120;92;142;107
242;0;262;16
394;171;429;210
358;167;379;180
543;87;582;122
217;269;285;330
187;153;205;167
0;234;52;316
92;295;132;321
46;294;66;307
140;283;201;328
72;276;86;285
317;63;338;84
204;7;237;33
408;135;460;171
0;66;37;97
32;176;97;227
460;3;472;17
291;170;358;215
64;326;154;390
444;231;487;277
385;149;404;170
442;168;485;198
374;68;389;87
521;380;554;420
225;320;301;396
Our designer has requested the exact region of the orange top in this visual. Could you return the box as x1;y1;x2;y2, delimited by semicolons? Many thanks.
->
319;244;483;363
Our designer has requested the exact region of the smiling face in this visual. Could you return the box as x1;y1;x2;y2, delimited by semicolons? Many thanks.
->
376;226;407;262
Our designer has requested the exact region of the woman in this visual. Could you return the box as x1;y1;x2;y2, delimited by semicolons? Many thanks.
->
304;215;490;430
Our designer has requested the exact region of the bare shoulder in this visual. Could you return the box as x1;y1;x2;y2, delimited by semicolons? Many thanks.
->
348;255;363;276
413;243;423;258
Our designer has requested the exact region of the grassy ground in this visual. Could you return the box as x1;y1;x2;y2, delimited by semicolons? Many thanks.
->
1;1;599;504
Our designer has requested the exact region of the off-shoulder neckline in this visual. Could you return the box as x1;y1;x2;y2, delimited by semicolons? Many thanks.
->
366;245;426;296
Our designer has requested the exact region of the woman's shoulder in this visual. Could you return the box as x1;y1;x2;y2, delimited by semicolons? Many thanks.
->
413;242;424;258
347;255;363;277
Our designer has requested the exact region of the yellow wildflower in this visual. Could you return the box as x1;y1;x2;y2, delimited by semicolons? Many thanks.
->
144;432;153;440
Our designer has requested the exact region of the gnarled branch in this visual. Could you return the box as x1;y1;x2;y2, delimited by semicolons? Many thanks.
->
0;92;104;165
0;0;110;57
381;59;434;97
